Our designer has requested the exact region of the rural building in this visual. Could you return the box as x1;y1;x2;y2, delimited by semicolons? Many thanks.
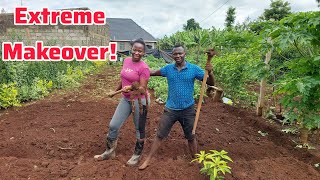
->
106;18;157;52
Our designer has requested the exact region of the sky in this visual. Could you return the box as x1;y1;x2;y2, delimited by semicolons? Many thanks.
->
0;0;319;38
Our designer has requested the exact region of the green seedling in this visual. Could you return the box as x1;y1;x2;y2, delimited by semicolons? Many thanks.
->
281;127;299;134
258;130;268;137
192;150;233;180
295;143;316;150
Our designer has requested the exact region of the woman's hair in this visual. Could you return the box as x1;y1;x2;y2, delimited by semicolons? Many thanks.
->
131;38;146;51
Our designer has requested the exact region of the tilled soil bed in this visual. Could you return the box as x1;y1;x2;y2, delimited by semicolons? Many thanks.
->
0;66;319;180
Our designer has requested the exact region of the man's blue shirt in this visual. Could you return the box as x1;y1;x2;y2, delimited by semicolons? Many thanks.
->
160;61;205;110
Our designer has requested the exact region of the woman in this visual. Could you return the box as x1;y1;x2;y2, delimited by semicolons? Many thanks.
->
94;38;150;166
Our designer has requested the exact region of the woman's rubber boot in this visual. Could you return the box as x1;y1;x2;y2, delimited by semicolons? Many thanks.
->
127;140;144;166
94;137;117;161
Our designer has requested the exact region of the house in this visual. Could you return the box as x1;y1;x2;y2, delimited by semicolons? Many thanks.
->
106;18;157;53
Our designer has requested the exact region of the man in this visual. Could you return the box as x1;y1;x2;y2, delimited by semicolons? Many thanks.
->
139;44;215;170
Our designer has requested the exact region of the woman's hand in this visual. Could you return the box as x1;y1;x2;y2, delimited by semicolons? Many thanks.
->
107;91;115;98
123;86;132;92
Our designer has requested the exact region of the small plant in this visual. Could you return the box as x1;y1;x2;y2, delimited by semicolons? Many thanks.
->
192;150;233;180
295;143;316;150
258;130;268;137
281;127;299;134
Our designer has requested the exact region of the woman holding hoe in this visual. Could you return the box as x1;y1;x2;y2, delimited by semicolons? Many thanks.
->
94;38;150;166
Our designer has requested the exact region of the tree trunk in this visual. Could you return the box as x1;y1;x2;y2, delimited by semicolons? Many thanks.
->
300;127;309;144
317;129;320;144
256;44;272;116
272;75;276;109
256;78;267;116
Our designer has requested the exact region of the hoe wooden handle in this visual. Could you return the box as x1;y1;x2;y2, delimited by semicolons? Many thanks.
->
192;49;216;135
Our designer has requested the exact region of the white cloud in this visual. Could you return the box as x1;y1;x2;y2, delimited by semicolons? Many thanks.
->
0;0;319;38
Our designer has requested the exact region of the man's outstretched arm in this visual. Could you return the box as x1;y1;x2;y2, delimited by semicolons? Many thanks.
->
150;69;161;76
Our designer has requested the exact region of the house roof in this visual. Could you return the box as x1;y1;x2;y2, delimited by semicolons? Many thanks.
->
106;18;157;42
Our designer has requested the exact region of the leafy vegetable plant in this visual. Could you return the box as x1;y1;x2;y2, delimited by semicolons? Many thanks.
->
192;150;233;180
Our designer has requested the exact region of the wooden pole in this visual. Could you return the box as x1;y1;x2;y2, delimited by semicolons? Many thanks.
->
256;38;272;116
300;127;309;144
192;49;216;135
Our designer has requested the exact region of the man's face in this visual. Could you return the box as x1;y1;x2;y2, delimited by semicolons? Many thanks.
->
172;47;185;65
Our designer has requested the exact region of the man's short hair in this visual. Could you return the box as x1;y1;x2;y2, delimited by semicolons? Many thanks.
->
173;44;184;49
172;44;185;52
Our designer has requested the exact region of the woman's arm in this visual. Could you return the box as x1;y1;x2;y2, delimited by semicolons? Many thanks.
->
139;78;148;92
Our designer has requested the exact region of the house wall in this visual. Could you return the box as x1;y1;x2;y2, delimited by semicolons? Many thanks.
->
116;41;132;52
0;10;109;47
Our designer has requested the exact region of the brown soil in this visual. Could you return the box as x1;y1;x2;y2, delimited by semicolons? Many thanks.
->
0;66;319;180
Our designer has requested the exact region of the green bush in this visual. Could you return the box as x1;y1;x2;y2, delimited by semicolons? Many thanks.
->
0;83;20;108
0;59;107;108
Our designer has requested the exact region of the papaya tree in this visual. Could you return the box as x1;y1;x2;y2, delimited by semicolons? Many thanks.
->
271;11;320;144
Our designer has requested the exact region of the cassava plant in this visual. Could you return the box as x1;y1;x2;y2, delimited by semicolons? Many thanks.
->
192;150;233;180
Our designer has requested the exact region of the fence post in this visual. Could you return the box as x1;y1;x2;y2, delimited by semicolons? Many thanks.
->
256;38;272;116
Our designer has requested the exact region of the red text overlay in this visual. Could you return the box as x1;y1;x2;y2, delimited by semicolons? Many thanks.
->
14;7;106;25
2;41;118;61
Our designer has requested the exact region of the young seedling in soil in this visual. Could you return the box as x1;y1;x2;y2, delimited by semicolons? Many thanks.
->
191;150;233;180
258;130;268;137
295;143;316;150
281;127;299;134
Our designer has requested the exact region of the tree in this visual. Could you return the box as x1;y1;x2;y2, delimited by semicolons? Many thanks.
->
317;0;320;7
1;8;5;14
225;6;236;29
235;16;251;31
260;0;291;21
183;18;201;31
